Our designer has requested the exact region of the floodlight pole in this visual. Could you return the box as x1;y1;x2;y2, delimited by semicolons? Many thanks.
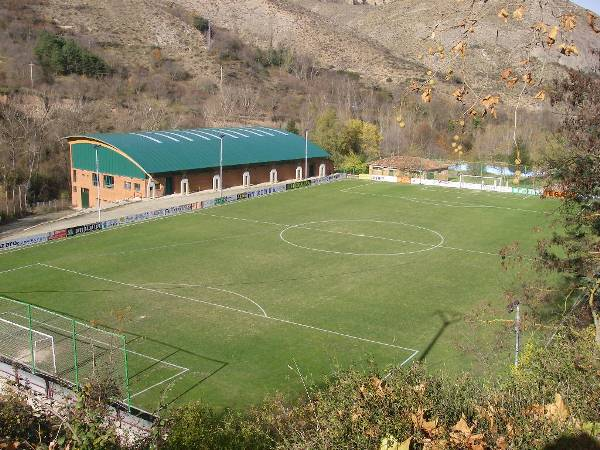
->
219;134;224;197
94;145;101;221
305;130;309;180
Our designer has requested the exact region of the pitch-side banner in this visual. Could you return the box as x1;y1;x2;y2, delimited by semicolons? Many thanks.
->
0;174;346;251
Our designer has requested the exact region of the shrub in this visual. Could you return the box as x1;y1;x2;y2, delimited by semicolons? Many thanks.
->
34;30;111;77
193;16;210;33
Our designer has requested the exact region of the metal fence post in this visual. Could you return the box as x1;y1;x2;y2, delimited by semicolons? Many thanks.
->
72;320;79;388
122;335;131;411
27;304;35;374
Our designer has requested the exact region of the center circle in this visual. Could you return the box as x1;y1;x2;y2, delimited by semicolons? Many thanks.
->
279;219;445;256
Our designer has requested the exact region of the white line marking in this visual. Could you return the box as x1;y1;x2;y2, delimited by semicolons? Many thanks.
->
0;264;38;275
128;367;189;400
37;263;419;356
241;129;265;136
162;131;194;141
153;132;179;142
250;128;274;136
340;183;546;213
130;133;162;143
258;127;287;135
147;283;268;317
223;129;249;138
180;131;210;140
280;220;444;256
212;130;238;139
193;130;222;139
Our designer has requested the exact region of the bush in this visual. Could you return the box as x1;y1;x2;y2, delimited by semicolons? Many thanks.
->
193;16;210;33
34;30;111;77
255;45;292;68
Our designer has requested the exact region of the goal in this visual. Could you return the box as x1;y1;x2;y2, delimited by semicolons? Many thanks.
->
459;174;506;189
0;317;57;374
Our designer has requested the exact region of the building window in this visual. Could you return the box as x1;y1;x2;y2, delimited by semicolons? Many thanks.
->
103;175;114;188
124;181;132;190
72;170;77;182
92;173;98;186
213;175;221;192
269;169;278;184
73;186;77;192
319;163;326;177
242;171;250;187
134;183;141;192
295;166;302;180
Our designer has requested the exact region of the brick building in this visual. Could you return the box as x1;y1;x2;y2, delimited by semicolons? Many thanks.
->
369;156;449;181
67;127;332;209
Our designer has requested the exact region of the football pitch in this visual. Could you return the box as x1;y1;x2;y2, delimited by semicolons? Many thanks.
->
0;180;559;412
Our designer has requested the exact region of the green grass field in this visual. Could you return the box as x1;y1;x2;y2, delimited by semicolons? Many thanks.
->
0;180;560;412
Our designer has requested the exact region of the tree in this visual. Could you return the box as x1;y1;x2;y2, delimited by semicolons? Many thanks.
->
193;16;210;33
341;119;382;160
312;108;344;156
539;63;600;345
285;119;300;135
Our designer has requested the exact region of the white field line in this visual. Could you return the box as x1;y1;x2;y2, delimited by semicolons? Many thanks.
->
127;367;189;400
0;308;190;400
0;264;38;275
147;283;268;318
0;178;343;257
339;184;546;214
37;263;419;357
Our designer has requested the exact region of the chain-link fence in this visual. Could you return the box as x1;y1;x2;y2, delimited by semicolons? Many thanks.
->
0;296;131;409
447;161;543;190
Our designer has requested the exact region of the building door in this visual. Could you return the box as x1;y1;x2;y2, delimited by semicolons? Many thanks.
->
81;188;89;209
165;177;174;195
309;164;316;178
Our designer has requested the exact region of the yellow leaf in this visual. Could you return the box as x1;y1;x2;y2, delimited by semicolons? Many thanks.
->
534;90;546;101
421;87;432;103
522;72;533;84
380;435;412;450
513;5;525;21
498;8;509;22
561;14;577;31
559;43;579;56
452;41;467;57
547;26;559;46
500;68;513;80
481;95;500;118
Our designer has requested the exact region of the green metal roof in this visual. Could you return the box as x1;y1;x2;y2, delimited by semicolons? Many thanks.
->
67;127;330;175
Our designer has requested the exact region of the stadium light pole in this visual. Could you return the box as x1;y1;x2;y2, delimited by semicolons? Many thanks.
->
304;130;309;180
218;134;225;197
93;144;101;221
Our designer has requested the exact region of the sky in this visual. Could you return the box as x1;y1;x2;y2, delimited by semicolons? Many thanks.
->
572;0;600;14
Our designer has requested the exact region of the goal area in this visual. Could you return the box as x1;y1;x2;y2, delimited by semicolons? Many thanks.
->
0;296;132;410
459;174;506;188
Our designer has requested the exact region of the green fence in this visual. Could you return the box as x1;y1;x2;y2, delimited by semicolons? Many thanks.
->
0;296;131;410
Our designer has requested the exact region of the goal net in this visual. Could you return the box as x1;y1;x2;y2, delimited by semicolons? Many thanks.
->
0;317;57;374
459;174;505;187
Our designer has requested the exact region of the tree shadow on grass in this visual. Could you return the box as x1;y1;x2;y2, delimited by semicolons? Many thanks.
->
418;310;462;363
543;434;600;450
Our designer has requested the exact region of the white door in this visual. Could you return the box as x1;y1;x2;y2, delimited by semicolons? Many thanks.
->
270;169;278;184
243;171;250;187
181;178;189;195
296;167;302;180
319;164;326;177
213;175;221;192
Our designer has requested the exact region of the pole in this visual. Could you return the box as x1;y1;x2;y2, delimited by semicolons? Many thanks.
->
72;320;79;388
207;21;212;50
219;136;224;197
122;335;131;412
29;62;34;89
305;130;309;179
27;304;36;374
95;146;101;221
514;303;521;367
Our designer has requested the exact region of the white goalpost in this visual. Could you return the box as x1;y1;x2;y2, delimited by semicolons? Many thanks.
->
459;174;506;189
0;317;57;374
